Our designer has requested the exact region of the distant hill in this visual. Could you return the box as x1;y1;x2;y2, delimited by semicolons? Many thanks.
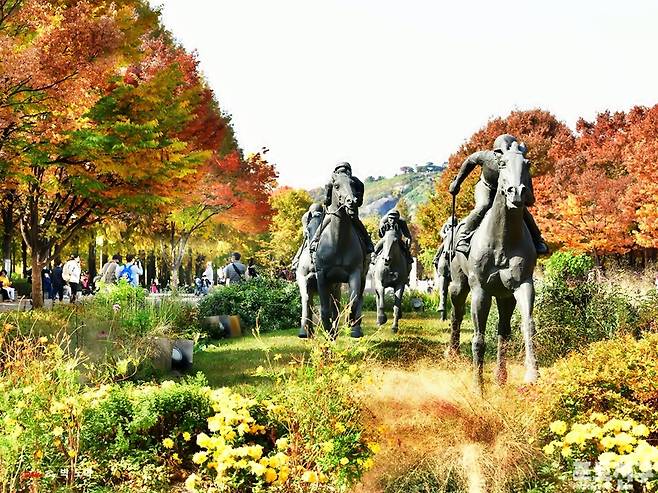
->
308;163;445;219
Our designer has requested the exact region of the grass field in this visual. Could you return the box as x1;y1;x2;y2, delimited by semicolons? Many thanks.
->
193;311;540;492
193;311;461;391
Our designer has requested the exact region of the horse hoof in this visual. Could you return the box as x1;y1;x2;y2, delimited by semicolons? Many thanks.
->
439;309;447;321
377;315;387;326
391;326;398;334
350;327;364;338
298;329;310;339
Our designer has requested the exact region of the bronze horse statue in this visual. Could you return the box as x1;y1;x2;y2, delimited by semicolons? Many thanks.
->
448;141;539;390
373;227;409;333
433;219;456;321
296;169;370;338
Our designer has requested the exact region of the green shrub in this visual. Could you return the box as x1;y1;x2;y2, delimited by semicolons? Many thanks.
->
198;277;301;332
9;275;31;297
360;289;439;313
543;250;594;284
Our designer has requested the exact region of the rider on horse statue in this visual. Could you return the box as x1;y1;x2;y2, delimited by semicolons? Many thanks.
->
448;133;549;256
291;163;374;269
374;209;414;271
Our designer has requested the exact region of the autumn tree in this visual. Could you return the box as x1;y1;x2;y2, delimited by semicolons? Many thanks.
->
260;187;313;270
416;109;573;260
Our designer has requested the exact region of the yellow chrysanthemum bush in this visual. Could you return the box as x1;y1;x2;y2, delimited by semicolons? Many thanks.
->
182;323;380;492
176;387;291;492
536;333;658;434
273;334;380;491
0;322;85;492
543;414;658;491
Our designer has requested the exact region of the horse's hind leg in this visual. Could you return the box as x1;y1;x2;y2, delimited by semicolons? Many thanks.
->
495;296;516;385
392;284;404;333
471;286;492;394
297;277;312;338
446;270;469;357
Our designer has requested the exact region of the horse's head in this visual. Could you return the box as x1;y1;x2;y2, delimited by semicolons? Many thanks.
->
498;140;530;210
381;227;400;266
330;169;359;217
305;203;324;239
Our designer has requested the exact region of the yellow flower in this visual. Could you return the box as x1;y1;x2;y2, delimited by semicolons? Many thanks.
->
162;438;174;449
549;420;567;436
67;449;77;458
182;432;191;441
601;436;616;450
348;364;358;374
302;470;319;483
192;452;208;464
632;424;650;437
39;336;48;343
367;442;381;454
276;437;289;451
247;445;263;460
322;441;335;453
561;446;572;458
543;443;556;455
335;422;346;433
590;412;608;424
318;472;328;482
184;473;198;492
264;468;277;483
250;461;266;476
340;457;349;465
52;426;64;437
197;433;212;448
363;458;374;470
273;354;282;361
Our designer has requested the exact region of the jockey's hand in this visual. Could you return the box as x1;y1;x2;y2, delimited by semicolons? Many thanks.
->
448;180;460;196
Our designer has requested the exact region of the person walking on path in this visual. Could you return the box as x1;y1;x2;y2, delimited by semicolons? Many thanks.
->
100;254;122;285
203;261;214;285
51;259;65;302
223;252;247;285
62;255;81;302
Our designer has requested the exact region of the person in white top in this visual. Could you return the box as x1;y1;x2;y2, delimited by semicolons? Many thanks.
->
62;255;82;302
203;261;214;285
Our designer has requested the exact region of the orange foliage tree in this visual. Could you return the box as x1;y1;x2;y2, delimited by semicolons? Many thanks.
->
416;110;573;265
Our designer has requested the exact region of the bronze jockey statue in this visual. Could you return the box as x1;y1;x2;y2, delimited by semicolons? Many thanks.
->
448;134;549;255
374;209;413;270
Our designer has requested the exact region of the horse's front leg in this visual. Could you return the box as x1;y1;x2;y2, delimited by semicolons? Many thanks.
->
375;280;387;326
437;257;450;321
470;285;492;394
348;271;365;338
315;271;335;339
392;284;404;333
514;281;538;383
446;269;469;357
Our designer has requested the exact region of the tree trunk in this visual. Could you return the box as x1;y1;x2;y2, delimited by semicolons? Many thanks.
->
88;242;97;279
2;207;12;274
21;238;27;278
31;255;44;308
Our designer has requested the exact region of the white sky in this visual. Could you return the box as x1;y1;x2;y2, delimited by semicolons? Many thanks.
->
151;0;658;188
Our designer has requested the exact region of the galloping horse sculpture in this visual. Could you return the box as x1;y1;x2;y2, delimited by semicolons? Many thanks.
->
433;219;457;321
296;168;370;338
448;141;539;390
373;227;409;333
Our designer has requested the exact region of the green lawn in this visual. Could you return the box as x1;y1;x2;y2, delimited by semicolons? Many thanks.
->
193;311;475;392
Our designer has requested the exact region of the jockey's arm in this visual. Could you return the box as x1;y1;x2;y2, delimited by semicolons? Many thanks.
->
399;220;413;242
450;151;488;194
